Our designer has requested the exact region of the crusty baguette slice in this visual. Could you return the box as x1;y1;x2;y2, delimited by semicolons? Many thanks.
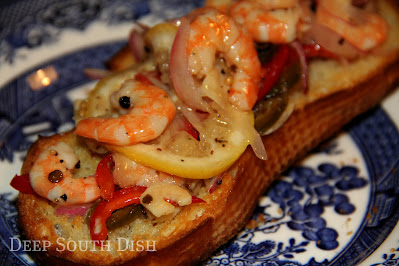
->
18;57;399;266
17;0;399;265
105;45;138;73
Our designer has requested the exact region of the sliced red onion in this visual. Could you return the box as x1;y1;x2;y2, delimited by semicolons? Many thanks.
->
204;175;223;193
250;127;267;160
170;17;208;112
83;68;112;80
178;102;206;133
290;41;309;93
142;72;171;93
306;23;363;59
128;26;147;62
54;203;93;217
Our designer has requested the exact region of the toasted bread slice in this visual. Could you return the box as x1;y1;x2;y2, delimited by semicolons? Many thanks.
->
105;45;138;73
17;0;399;265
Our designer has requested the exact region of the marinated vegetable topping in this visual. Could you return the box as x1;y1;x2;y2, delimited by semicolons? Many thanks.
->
253;44;301;135
11;0;391;245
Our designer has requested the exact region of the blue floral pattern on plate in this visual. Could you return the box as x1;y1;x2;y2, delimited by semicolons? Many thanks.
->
0;0;203;64
0;0;398;265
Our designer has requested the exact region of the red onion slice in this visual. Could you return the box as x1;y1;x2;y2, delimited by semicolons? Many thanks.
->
290;41;309;93
306;23;363;59
128;27;147;62
54;203;93;217
170;17;208;112
141;72;171;93
204;175;223;193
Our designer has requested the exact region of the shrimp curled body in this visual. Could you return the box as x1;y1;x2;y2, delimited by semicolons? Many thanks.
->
226;0;301;43
188;8;261;110
316;0;388;52
29;142;101;205
112;152;185;188
75;79;176;146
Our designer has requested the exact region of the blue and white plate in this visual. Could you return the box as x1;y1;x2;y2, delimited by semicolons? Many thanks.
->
0;1;398;265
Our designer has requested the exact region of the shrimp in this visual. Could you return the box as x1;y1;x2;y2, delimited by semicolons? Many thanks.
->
112;152;185;188
229;0;301;43
29;142;101;205
75;79;176;146
316;0;388;51
187;8;261;110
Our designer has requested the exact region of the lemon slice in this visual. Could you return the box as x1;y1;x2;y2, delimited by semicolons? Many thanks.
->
108;107;254;179
78;66;257;180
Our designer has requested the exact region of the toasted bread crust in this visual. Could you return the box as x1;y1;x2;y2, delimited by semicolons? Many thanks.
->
17;0;399;264
105;45;138;72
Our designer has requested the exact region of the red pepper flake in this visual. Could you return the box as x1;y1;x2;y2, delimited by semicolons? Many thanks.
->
183;118;199;140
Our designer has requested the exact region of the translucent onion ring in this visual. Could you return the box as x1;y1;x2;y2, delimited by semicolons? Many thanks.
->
170;17;209;112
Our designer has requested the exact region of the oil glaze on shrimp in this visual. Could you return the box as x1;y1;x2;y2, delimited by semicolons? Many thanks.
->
316;0;388;51
112;152;185;188
229;0;301;43
187;8;261;110
75;79;176;146
29;142;101;205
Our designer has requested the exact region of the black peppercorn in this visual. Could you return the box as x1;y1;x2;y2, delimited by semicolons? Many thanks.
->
119;96;131;109
60;194;68;201
48;170;63;183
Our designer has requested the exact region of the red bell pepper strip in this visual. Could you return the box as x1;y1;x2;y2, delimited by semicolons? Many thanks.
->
96;154;115;200
258;45;290;101
10;174;36;195
90;186;147;244
90;186;206;244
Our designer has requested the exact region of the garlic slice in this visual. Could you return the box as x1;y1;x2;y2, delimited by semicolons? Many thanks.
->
140;183;192;217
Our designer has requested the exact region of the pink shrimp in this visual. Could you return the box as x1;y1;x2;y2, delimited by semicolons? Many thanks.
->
227;0;301;43
111;152;185;188
75;79;176;146
29;142;101;205
187;8;261;110
316;0;388;52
